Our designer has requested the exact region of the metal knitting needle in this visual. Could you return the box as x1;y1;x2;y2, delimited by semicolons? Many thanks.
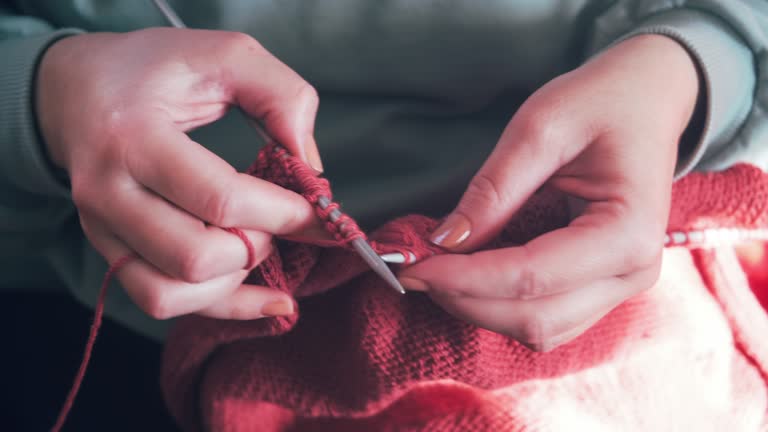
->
150;0;185;28
317;197;405;294
151;0;406;294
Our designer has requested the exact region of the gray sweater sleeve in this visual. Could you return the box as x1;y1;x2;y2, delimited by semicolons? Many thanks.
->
588;1;768;176
0;6;81;253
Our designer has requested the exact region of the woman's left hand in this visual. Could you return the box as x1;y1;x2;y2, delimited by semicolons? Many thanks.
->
398;35;700;351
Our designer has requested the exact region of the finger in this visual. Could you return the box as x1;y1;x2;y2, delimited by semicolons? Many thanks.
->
429;264;659;351
198;284;295;320
429;87;597;252
127;123;319;235
86;179;274;283
280;223;336;243
200;31;323;172
82;217;265;320
401;205;663;299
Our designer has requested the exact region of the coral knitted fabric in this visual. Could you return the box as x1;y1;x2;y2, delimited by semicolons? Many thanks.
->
162;145;768;432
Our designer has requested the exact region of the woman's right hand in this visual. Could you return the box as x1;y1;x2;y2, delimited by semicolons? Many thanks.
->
36;28;323;320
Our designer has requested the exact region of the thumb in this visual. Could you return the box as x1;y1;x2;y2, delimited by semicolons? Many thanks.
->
431;109;590;252
220;34;323;173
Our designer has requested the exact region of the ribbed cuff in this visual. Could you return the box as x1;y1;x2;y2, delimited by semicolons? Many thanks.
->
592;9;755;178
0;28;82;197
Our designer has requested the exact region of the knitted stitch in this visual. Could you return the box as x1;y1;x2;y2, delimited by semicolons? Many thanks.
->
50;144;768;431
157;146;768;432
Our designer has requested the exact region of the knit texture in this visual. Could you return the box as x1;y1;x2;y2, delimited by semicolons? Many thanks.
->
162;145;768;432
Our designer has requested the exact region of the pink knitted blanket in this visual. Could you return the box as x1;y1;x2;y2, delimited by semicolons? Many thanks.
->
161;146;768;431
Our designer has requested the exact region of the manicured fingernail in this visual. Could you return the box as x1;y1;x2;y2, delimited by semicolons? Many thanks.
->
398;277;430;292
305;135;324;174
430;213;471;248
261;299;294;317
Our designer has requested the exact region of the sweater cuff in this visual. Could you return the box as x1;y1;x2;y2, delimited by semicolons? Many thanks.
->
593;9;755;178
0;29;82;197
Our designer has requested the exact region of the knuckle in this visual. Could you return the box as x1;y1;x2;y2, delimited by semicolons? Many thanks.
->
100;107;129;138
514;313;555;352
201;186;236;227
72;174;132;218
625;233;663;270
462;172;507;212
631;261;663;295
647;260;663;285
245;231;274;264
252;242;274;266
70;175;107;215
279;200;313;234
143;290;176;320
83;117;139;180
508;247;553;299
514;265;551;300
78;215;95;238
221;32;264;56
78;216;102;248
70;178;94;211
99;113;138;160
175;247;216;283
515;107;561;147
295;81;319;107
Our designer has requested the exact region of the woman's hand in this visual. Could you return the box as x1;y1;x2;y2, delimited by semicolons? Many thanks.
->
399;35;700;351
37;28;323;320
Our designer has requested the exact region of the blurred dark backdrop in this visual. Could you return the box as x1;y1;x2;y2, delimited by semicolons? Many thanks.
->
3;291;180;431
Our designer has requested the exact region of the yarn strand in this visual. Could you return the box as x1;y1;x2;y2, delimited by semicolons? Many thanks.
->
51;227;255;431
50;253;135;432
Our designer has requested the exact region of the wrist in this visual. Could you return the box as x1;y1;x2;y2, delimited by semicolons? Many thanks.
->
34;34;97;171
618;34;701;135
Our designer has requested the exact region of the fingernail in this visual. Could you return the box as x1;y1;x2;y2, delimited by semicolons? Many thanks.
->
430;213;472;249
261;299;294;317
398;277;430;292
305;135;324;174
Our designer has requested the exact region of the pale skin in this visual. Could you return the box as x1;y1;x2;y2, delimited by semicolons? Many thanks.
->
37;29;699;350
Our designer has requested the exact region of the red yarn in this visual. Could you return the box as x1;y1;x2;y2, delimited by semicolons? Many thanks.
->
51;253;136;432
51;228;256;432
223;227;257;268
49;141;363;430
53;143;768;431
161;148;768;431
256;144;367;244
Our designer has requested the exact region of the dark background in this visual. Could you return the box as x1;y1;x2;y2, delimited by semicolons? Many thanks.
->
3;292;180;431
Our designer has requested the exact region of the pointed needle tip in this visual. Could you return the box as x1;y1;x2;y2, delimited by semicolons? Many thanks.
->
373;261;407;295
350;238;407;295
